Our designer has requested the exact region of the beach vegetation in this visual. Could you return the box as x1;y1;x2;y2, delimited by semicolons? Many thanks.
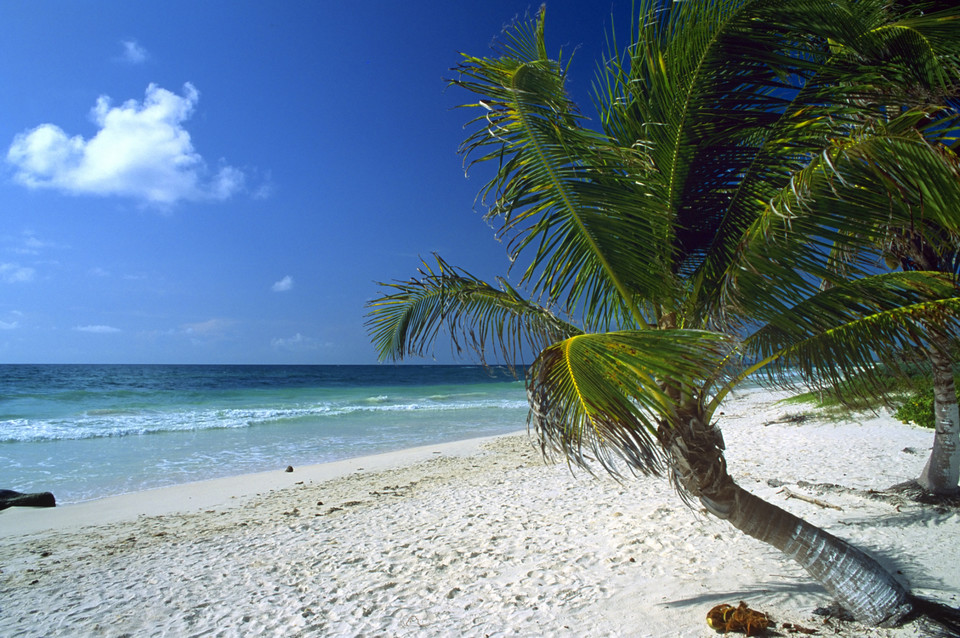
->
896;384;943;430
367;0;960;630
783;367;960;431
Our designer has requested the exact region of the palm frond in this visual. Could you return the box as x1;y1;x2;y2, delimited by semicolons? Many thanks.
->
528;329;733;477
779;112;960;230
452;7;674;331
596;0;960;326
365;255;579;364
720;112;960;322
741;271;960;397
843;4;960;94
598;0;854;281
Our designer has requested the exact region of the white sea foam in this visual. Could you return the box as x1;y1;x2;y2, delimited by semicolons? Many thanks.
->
1;364;530;503
1;398;529;443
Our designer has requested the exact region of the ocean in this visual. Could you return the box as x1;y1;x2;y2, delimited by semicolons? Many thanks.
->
0;364;530;504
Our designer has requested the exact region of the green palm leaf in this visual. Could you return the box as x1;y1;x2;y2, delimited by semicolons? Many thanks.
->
718;112;960;322
597;0;960;326
366;255;579;364
742;271;960;394
775;112;960;230
453;7;673;330
528;329;733;477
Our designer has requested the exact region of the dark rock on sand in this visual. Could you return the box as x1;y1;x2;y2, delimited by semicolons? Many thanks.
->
0;489;56;511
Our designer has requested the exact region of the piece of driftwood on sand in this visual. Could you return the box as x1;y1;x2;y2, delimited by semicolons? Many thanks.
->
0;489;56;511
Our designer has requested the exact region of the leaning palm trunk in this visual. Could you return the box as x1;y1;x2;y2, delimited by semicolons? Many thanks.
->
658;411;913;626
726;483;913;626
918;336;960;495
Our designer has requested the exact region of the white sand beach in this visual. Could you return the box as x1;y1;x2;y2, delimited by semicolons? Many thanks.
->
1;387;958;637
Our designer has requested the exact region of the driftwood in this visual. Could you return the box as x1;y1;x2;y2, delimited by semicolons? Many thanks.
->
779;486;843;511
762;413;808;426
0;489;56;511
795;479;960;509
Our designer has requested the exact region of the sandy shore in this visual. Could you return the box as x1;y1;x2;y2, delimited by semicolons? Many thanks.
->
1;388;958;637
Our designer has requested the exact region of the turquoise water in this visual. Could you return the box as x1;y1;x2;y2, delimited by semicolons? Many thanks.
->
0;365;529;504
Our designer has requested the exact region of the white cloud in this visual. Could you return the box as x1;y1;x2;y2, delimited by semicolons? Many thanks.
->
271;333;325;352
6;83;245;205
21;234;49;253
1;311;23;330
75;325;121;334
0;263;35;283
252;172;274;199
272;275;294;292
182;318;233;336
120;40;148;64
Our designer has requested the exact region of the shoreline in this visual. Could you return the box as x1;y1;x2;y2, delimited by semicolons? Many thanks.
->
0;429;527;538
0;362;531;506
2;388;957;637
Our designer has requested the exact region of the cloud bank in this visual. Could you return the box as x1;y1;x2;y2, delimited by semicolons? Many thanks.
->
6;83;244;205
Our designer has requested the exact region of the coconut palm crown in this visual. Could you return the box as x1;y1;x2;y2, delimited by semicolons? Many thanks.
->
367;0;960;629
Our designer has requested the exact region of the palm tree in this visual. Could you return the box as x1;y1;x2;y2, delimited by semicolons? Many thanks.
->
890;223;960;496
758;21;960;492
765;108;960;496
367;0;960;629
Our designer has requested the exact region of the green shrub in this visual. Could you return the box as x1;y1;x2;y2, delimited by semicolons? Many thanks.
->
780;368;958;430
893;377;960;430
894;388;937;429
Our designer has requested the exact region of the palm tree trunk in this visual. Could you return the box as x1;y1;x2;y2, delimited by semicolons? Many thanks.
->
722;482;912;627
918;338;960;496
660;412;913;627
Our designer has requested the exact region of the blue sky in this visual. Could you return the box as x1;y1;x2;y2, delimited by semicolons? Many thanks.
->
0;1;630;364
